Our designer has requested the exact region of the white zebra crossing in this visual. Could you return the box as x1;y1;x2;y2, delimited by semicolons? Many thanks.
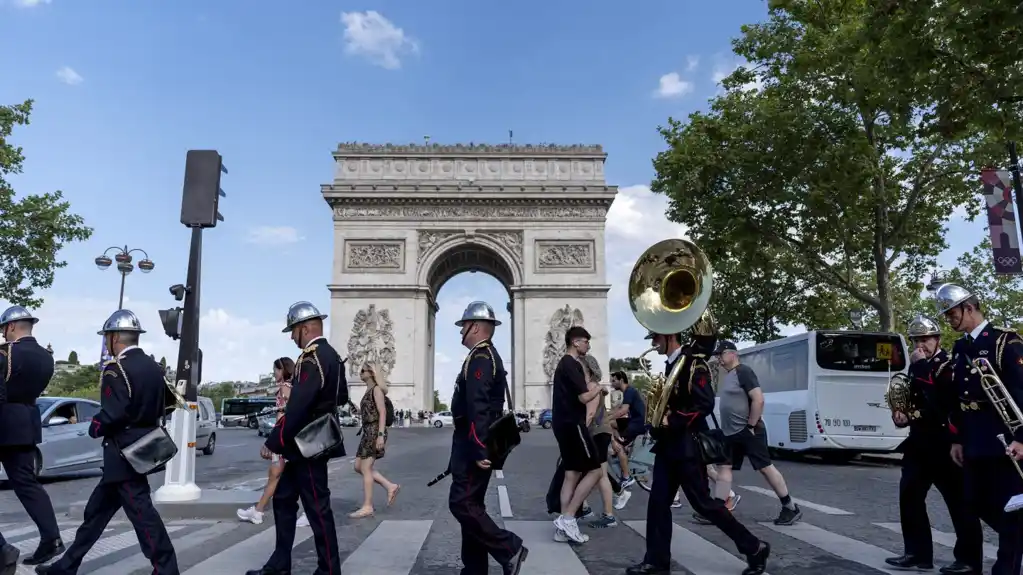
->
0;516;991;573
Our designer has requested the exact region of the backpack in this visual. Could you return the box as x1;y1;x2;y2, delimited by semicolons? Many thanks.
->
384;396;395;427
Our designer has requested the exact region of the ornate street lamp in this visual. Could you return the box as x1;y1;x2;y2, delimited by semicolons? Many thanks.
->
925;269;952;293
95;245;155;310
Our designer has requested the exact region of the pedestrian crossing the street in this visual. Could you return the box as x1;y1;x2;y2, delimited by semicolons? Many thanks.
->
0;510;995;575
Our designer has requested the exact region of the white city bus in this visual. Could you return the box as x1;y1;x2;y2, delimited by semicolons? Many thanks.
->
730;330;910;462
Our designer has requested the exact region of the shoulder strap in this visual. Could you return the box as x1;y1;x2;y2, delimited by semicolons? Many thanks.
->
2;342;11;384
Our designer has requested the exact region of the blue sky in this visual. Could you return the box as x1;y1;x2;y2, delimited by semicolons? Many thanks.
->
0;0;989;405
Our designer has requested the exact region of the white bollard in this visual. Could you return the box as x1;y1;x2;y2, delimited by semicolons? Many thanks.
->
154;403;202;502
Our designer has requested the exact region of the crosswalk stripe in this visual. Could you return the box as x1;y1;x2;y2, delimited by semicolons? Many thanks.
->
181;525;313;574
505;521;588;574
12;526;185;575
87;522;237;575
1;526;43;541
13;527;108;554
739;485;854;515
762;522;902;574
873;522;998;560
498;486;513;517
627;520;769;575
342;520;431;574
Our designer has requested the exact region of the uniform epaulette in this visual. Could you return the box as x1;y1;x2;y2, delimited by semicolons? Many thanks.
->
102;358;116;366
303;343;319;354
462;344;495;379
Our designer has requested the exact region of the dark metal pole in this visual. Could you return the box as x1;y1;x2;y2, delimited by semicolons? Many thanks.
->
118;272;126;310
174;228;203;403
1009;142;1023;236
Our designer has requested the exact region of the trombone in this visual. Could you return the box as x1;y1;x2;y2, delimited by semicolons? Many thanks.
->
974;356;1023;511
628;238;713;429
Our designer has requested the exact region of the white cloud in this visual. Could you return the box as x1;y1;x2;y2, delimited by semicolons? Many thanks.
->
13;0;51;7
653;72;693;99
245;225;303;246
3;294;300;384
340;10;418;70
686;55;699;71
55;66;83;86
712;61;763;92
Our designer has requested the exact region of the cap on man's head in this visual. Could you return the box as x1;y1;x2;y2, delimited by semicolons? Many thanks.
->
714;340;738;355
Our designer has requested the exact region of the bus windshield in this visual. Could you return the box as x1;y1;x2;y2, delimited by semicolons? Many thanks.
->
222;399;274;416
815;332;905;372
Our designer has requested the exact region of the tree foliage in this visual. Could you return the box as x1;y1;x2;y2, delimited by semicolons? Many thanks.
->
432;389;448;412
609;357;652;373
652;0;1020;338
1;100;93;307
48;364;102;400
198;382;238;414
67;350;79;365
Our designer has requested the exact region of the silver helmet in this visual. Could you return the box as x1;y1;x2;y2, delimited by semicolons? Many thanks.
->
934;283;974;315
455;301;501;327
907;314;941;338
0;305;39;327
282;301;328;333
98;309;146;335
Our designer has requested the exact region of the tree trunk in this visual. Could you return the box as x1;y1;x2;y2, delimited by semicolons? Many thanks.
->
874;256;895;332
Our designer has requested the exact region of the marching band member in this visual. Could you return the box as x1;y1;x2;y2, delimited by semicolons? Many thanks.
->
885;315;981;573
248;302;346;575
38;310;178;575
627;314;768;575
0;306;63;570
448;301;528;575
937;284;1023;575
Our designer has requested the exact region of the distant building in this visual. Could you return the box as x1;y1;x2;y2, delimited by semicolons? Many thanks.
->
53;361;85;376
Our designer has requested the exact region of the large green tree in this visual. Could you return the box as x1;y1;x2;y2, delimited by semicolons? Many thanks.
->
1;100;93;307
652;0;1019;338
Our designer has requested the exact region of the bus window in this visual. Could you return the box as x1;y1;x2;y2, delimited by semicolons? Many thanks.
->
815;332;905;372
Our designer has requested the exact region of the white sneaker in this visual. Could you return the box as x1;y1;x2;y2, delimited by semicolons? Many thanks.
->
296;513;309;527
614;489;632;510
236;506;264;525
554;515;588;544
553;528;569;542
671;495;683;508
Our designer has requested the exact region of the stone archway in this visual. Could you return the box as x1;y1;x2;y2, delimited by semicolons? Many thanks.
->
321;142;617;411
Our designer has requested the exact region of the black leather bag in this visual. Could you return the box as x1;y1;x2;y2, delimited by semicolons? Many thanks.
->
120;426;179;475
485;385;521;470
294;355;345;459
111;359;179;475
697;412;729;465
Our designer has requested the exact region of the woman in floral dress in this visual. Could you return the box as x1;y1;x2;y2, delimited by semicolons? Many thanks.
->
349;362;400;518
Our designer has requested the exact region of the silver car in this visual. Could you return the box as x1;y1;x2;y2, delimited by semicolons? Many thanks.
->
0;396;104;480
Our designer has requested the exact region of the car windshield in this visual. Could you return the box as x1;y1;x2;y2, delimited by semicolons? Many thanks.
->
36;398;57;418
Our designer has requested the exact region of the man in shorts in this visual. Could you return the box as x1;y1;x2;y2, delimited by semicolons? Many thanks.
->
609;370;645;489
551;326;607;544
712;340;801;526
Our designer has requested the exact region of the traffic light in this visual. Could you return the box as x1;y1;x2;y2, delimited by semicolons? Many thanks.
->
180;150;228;228
159;307;184;340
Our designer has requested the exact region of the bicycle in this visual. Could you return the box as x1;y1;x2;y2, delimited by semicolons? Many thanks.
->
607;432;656;492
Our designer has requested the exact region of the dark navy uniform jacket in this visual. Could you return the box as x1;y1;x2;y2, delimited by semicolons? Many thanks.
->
948;324;1023;459
0;336;55;448
451;340;507;463
90;347;174;484
650;350;716;460
265;337;348;461
900;350;957;452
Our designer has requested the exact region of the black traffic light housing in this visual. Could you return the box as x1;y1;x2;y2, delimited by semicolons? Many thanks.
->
180;150;228;228
159;307;183;340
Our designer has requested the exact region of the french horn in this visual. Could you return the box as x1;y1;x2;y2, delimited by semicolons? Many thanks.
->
628;238;712;428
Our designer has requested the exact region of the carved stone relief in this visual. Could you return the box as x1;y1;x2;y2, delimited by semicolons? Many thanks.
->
536;241;594;270
417;230;459;263
543;305;585;383
335;205;607;221
346;304;397;380
345;241;404;271
486;231;523;265
416;229;523;266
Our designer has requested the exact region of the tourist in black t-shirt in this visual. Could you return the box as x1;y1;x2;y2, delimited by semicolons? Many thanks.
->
551;326;607;544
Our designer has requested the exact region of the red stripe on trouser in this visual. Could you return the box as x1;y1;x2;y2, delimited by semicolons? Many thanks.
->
308;466;334;575
461;467;514;556
125;483;159;574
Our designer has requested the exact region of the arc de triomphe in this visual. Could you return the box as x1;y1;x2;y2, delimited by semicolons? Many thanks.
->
320;143;617;411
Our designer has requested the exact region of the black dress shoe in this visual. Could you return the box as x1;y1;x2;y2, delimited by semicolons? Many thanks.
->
885;554;934;569
625;562;670;574
503;545;529;575
940;561;979;574
243;569;290;575
22;539;65;566
743;541;770;575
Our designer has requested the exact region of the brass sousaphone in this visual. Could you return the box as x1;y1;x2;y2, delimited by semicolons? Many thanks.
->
628;238;713;429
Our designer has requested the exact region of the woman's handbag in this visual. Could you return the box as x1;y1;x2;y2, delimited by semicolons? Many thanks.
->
294;354;345;459
696;412;729;465
111;359;179;475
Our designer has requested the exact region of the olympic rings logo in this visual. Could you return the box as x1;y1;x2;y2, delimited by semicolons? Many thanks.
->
997;256;1019;266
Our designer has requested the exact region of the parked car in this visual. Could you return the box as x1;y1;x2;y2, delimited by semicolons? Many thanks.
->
430;411;454;428
0;396;103;480
515;412;530;432
538;409;552;429
195;396;217;455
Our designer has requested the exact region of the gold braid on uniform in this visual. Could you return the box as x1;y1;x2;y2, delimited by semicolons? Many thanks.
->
688;354;710;394
935;356;953;379
297;343;325;388
461;341;495;380
0;341;12;383
104;357;133;397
